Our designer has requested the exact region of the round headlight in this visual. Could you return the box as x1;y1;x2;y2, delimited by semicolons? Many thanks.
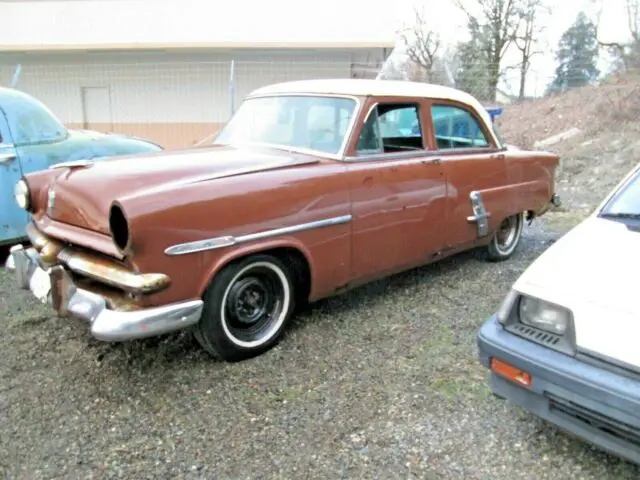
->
518;296;570;335
109;203;130;252
14;179;30;210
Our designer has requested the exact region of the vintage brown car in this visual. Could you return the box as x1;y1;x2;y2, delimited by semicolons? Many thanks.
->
8;79;561;361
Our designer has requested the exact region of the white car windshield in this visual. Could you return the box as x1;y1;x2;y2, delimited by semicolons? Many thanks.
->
214;95;357;156
601;167;640;217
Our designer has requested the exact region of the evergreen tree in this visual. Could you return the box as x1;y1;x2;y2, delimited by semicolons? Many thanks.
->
548;12;600;94
454;18;493;101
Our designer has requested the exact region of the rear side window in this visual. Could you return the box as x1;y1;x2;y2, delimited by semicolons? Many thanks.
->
431;104;490;150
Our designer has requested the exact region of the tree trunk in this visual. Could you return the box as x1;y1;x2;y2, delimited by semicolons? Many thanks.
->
488;60;500;102
519;60;527;100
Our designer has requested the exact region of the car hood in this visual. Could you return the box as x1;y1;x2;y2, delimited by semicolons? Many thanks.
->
44;144;320;234
66;128;162;151
514;215;640;367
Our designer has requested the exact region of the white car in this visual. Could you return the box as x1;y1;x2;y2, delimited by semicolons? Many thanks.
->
477;161;640;464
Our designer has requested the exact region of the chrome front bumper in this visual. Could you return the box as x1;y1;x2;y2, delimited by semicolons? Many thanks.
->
8;244;204;342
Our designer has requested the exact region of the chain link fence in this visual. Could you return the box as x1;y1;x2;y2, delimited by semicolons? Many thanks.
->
0;56;625;150
0;57;388;149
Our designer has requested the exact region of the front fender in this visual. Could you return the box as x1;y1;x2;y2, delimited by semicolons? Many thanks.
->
196;237;316;299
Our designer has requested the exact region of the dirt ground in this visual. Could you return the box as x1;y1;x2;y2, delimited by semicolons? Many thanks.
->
1;211;638;479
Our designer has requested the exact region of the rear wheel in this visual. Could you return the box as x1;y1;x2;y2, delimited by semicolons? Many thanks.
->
482;212;524;262
194;253;296;362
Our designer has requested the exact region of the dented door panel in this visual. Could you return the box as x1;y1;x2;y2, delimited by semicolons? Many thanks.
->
347;155;447;281
440;150;509;248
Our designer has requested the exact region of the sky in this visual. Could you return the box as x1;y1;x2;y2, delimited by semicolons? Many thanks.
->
385;0;632;96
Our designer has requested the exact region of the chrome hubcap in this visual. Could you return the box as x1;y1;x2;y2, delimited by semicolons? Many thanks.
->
495;215;521;254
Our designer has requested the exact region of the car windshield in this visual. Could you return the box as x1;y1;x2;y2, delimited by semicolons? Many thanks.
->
7;93;67;145
600;166;640;217
214;95;357;156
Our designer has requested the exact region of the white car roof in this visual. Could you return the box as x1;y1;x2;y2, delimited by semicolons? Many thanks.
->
248;78;497;142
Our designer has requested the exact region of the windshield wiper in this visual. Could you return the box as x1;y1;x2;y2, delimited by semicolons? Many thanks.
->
601;212;640;219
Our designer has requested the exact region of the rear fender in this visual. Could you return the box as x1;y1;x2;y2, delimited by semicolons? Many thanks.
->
506;152;559;220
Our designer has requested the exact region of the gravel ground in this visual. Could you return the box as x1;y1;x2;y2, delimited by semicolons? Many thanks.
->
1;211;638;479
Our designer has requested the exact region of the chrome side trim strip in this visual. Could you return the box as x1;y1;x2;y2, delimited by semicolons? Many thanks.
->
164;214;353;256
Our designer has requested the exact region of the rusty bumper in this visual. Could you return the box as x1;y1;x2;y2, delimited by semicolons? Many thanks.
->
533;192;562;219
8;244;203;342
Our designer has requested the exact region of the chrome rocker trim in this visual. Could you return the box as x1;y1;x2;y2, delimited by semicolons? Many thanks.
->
165;214;353;256
9;244;203;342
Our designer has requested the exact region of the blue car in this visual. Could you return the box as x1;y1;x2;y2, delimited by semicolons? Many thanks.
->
0;87;162;247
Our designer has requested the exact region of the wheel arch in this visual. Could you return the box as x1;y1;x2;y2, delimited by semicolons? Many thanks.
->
197;238;314;305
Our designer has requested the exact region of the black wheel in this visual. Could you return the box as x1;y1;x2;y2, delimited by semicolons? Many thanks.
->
194;254;296;361
482;212;524;262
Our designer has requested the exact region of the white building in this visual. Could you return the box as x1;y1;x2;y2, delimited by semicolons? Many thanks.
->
0;0;397;149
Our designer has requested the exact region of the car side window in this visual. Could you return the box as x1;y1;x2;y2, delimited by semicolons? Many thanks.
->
356;103;424;156
431;104;490;150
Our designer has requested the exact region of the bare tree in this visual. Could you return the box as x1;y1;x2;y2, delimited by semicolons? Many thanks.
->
596;0;640;71
376;55;409;81
513;0;550;99
623;0;640;51
454;0;523;100
399;6;442;82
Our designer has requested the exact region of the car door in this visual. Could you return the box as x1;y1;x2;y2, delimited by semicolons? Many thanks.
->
0;107;27;245
345;97;447;283
427;101;509;250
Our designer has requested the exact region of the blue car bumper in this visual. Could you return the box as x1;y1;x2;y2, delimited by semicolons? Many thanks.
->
478;315;640;465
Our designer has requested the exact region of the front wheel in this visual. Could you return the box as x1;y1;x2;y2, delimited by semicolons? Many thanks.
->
482;212;525;262
194;254;296;362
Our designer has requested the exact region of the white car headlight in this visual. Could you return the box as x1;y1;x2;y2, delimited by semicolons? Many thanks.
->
14;179;30;210
518;296;571;335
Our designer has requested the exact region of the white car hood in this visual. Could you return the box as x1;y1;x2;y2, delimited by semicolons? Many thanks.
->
514;215;640;368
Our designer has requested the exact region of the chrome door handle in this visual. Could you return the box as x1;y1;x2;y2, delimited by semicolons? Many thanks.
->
421;157;442;165
0;153;16;164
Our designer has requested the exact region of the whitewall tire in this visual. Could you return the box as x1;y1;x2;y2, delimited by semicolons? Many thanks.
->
483;212;525;262
194;254;296;361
